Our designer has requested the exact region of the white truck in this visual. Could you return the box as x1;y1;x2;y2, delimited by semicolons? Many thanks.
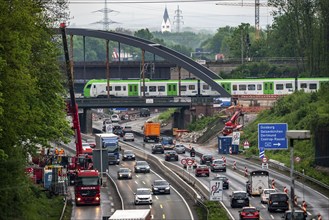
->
108;209;151;220
246;170;270;196
95;133;120;165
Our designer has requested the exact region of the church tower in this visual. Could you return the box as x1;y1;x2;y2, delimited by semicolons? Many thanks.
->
161;6;171;33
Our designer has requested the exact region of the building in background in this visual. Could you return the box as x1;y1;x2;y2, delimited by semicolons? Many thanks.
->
161;6;171;32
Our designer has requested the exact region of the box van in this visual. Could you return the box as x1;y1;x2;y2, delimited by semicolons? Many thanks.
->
268;192;289;212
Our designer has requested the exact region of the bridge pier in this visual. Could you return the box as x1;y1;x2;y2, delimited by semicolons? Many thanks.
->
173;107;188;129
79;108;93;134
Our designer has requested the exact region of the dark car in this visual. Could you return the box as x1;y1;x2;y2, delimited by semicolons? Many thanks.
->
134;161;150;173
214;175;229;190
210;159;226;172
200;154;214;165
239;207;260;220
161;137;175;150
122;150;135;161
152;144;164;154
268;192;289;212
152;180;170;194
164;150;178;161
282;210;307;220
113;127;123;136
230;191;249;208
117;168;132;179
140;108;150;117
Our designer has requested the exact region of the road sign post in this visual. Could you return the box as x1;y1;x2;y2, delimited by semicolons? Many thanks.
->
210;178;223;201
258;123;288;150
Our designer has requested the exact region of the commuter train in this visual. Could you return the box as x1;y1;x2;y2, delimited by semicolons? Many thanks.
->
83;78;329;98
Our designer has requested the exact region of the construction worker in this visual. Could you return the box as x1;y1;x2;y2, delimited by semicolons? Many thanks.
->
55;148;59;156
59;148;65;156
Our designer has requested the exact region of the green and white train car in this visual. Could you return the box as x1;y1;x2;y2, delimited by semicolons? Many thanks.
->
83;78;329;98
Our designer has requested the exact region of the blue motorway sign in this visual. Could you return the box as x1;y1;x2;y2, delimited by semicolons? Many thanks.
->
258;123;288;150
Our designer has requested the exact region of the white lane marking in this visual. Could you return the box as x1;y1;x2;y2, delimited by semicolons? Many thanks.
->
142;181;146;185
261;204;266;208
162;214;166;219
134;180;138;185
270;214;274;219
155;196;159;200
151;214;154;219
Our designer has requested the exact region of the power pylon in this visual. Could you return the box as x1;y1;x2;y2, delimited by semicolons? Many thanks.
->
92;0;120;31
173;5;184;33
216;0;269;39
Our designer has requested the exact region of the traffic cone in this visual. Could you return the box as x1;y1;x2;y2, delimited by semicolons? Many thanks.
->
244;166;248;177
271;179;275;189
294;195;298;206
302;200;307;214
232;161;236;170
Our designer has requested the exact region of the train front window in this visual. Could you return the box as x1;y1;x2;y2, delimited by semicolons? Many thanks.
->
309;84;317;89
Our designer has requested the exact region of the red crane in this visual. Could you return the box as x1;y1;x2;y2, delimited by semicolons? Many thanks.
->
222;109;244;136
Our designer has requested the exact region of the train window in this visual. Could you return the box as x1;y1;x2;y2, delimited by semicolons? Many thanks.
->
173;85;177;91
276;84;284;90
248;84;256;91
286;83;293;89
189;85;196;90
140;86;148;92
233;85;238;91
180;86;187;91
114;86;121;91
301;83;307;88
158;86;165;92
239;85;246;91
257;84;262;90
149;86;156;92
309;84;317;89
106;86;112;91
123;86;126;91
203;84;210;90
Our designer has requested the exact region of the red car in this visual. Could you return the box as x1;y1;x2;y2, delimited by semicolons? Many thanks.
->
239;207;260;220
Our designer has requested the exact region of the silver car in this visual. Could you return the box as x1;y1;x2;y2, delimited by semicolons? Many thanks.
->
134;188;152;205
134;161;150;173
117;168;132;179
123;132;134;141
260;188;276;204
174;144;186;154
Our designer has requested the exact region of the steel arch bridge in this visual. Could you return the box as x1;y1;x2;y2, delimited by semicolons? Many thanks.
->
56;28;230;97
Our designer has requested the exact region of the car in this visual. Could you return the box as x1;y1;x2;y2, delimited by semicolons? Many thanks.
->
151;180;170;194
195;165;210;177
267;192;289;212
260;188;276;204
117;168;132;179
200;154;214;165
230;191;249;208
210;159;226;172
122;150;135;161
122;126;132;136
214;175;229;190
134;188;152;205
151;144;164;154
140;108;150;117
123;132;134;141
174;144;186;154
164;150;179;161
113;127;124;136
111;114;120;123
239;207;260;220
282;210;307;220
161;137;175;150
134;161;150;173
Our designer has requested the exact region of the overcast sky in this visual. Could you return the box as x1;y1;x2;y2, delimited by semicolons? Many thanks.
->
67;0;274;32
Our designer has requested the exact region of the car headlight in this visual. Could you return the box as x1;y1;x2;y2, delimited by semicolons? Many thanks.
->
136;167;140;170
165;187;170;190
146;167;150;170
119;174;122;177
124;155;127;157
132;155;135;157
153;187;158;190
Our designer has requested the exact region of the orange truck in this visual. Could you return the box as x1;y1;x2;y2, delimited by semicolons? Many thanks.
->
143;122;160;143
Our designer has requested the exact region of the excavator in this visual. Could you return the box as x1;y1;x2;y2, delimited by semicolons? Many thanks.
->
221;107;244;136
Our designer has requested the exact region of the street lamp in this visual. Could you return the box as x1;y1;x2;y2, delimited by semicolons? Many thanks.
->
286;130;311;220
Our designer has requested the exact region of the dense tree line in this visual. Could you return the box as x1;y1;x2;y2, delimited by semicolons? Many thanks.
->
0;1;71;219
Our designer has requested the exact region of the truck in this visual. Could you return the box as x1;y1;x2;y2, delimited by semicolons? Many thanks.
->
246;170;270;196
109;209;151;220
74;170;101;205
96;133;120;165
140;108;150;117
143;121;160;143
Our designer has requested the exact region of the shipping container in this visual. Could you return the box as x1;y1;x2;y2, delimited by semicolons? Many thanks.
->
218;136;239;154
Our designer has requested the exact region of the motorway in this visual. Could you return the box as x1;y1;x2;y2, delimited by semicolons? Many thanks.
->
66;114;329;220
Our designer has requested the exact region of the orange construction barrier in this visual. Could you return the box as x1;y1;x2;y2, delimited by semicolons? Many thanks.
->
302;201;307;214
271;179;276;189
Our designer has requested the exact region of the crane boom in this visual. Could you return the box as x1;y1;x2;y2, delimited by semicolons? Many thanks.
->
60;23;83;156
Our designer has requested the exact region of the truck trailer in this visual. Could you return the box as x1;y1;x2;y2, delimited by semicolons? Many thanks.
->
109;209;151;220
96;133;120;165
143;122;160;143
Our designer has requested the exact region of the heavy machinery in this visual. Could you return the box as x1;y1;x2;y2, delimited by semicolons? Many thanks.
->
60;24;99;203
221;108;244;136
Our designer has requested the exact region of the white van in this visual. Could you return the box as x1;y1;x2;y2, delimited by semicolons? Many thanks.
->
111;114;120;123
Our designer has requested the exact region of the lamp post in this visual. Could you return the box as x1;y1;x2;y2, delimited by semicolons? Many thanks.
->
286;130;311;220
